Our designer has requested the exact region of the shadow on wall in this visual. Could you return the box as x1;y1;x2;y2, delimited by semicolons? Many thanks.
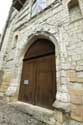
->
0;70;4;85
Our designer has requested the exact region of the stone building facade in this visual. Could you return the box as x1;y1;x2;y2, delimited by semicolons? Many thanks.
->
0;0;83;125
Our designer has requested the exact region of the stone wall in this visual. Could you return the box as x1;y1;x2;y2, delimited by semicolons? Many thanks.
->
0;0;83;125
0;34;1;44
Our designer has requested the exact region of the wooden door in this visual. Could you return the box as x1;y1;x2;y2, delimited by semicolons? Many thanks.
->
19;54;56;109
35;55;56;109
18;60;36;104
19;38;56;109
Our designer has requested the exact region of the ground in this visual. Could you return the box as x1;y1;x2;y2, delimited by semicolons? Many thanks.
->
0;99;47;125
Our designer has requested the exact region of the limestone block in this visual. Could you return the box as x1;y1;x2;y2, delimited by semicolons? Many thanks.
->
69;88;83;96
61;77;69;84
67;70;77;82
70;104;83;122
68;83;83;90
59;85;69;93
77;60;83;66
61;63;70;70
0;84;8;93
54;109;64;124
8;95;18;102
77;72;83;78
3;72;12;82
76;65;83;71
0;72;12;93
69;119;83;125
6;86;17;96
53;100;70;112
67;70;83;83
61;70;67;77
72;54;81;61
70;95;83;105
77;78;83;83
56;91;70;103
12;101;56;125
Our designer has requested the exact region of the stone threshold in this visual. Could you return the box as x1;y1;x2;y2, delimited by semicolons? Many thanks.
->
11;101;56;125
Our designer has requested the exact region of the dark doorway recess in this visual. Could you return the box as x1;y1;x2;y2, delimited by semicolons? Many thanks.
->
18;38;57;109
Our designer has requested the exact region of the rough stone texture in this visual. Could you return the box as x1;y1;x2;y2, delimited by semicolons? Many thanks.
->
12;101;56;125
0;72;12;93
0;100;48;125
54;109;64;124
0;0;83;125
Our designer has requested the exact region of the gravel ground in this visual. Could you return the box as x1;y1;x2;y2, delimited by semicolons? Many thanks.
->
0;99;47;125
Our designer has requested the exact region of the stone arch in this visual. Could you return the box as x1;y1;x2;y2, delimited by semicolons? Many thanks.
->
18;31;61;88
20;31;60;60
15;31;61;106
6;31;70;111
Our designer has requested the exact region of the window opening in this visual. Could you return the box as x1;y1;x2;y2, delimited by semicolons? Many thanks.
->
68;0;82;22
32;0;46;16
12;35;18;49
13;0;26;11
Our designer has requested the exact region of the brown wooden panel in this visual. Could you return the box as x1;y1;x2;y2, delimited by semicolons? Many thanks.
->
35;55;56;109
24;39;55;60
19;54;56;109
18;60;36;104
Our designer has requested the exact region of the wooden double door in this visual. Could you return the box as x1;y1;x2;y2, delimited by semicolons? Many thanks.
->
19;54;56;109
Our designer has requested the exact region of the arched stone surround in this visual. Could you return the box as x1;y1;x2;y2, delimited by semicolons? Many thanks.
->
6;30;70;112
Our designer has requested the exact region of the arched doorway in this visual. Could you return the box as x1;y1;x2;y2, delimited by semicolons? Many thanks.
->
18;38;57;109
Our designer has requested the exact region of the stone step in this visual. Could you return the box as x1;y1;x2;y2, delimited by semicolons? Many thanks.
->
11;101;57;125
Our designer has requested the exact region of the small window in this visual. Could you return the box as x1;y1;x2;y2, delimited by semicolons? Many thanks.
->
13;0;26;11
32;0;46;16
12;35;18;49
68;0;82;22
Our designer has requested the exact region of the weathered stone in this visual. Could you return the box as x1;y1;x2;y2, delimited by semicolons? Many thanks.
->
70;104;83;122
2;72;11;82
53;100;70;112
69;88;83;96
67;70;77;82
0;72;12;93
69;119;83;125
54;109;64;124
70;95;83;104
0;100;48;125
67;70;83;83
77;78;83;83
12;101;56;125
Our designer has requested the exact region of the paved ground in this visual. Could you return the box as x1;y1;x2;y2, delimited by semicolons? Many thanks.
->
0;99;47;125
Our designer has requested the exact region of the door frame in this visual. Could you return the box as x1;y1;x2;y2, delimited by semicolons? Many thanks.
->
16;32;63;109
18;38;56;109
